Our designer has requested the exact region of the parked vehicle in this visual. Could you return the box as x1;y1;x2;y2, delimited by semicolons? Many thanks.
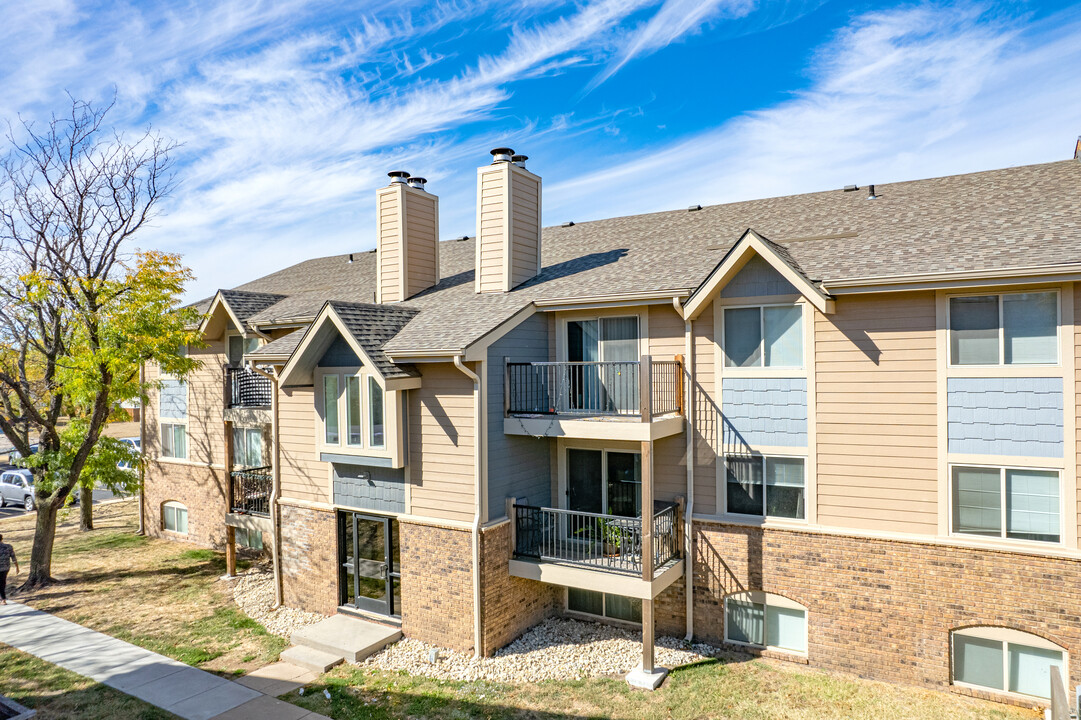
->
118;437;141;472
0;469;35;511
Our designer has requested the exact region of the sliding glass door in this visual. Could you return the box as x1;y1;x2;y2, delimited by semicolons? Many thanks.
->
566;316;639;413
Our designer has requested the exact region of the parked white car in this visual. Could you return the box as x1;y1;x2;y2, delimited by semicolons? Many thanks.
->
0;469;35;511
118;436;141;472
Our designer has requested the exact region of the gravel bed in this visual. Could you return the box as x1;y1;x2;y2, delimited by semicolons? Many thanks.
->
229;567;326;638
362;617;720;683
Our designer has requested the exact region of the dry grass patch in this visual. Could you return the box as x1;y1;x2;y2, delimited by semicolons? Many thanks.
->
1;500;286;676
0;645;178;719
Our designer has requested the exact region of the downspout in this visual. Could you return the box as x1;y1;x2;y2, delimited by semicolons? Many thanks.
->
675;296;695;643
138;362;146;536
453;354;484;659
251;363;283;608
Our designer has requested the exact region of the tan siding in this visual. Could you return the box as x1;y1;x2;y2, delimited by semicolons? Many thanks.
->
186;339;227;466
477;166;506;293
691;302;717;514
649;304;687;500
409;363;476;523
815;291;939;534
278;386;330;504
378;187;402;303
508;171;540;289
403;189;439;297
1076;283;1081;542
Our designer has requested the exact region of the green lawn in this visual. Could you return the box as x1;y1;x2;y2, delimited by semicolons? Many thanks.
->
0;646;179;720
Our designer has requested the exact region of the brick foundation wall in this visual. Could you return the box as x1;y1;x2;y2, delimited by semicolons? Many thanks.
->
479;521;561;655
142;460;227;548
655;573;688;638
280;502;338;615
399;520;475;652
693;520;1081;704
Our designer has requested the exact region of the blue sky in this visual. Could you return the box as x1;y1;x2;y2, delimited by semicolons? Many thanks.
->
3;0;1080;300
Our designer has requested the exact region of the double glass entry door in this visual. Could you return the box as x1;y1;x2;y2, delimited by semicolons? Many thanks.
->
338;512;401;617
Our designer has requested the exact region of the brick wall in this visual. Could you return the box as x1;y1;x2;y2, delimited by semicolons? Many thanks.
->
693;520;1081;704
399;520;475;651
280;502;338;615
142;460;228;548
655;574;687;638
479;521;561;655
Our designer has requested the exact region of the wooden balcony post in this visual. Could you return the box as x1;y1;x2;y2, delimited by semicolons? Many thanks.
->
503;357;511;418
224;420;234;513
506;497;517;558
222;363;230;408
641;438;655;674
225;525;237;577
674;354;685;416
639;354;652;422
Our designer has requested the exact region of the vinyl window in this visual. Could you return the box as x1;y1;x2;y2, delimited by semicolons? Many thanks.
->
951;465;1060;543
723;304;803;368
952;628;1065;699
369;377;385;448
319;369;388;453
323;374;340;445
232;427;263;468
725;592;806;654
568;588;642;624
235;527;263;550
949;291;1058;366
163;501;188;534
160;423;187;459
726;455;805;520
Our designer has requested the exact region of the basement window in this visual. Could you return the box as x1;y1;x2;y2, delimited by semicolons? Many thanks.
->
724;591;807;654
162;501;188;534
951;627;1065;699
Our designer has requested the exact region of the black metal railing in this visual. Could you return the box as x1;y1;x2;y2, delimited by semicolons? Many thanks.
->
230;466;272;516
225;366;273;408
506;360;640;416
513;501;680;576
651;360;682;417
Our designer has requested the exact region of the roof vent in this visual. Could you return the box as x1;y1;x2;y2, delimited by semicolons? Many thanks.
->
407;176;427;191
511;154;529;168
687;204;702;212
562;221;575;227
348;253;354;263
867;184;877;200
490;147;514;163
458;235;469;241
388;170;410;184
843;184;858;192
1075;136;1081;161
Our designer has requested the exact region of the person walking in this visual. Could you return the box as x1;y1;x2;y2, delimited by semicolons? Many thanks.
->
0;533;18;605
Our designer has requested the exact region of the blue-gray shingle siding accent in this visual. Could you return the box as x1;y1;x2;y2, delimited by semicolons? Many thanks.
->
721;378;807;449
487;313;552;521
720;256;796;298
947;377;1064;458
319;335;361;367
332;463;406;513
159;378;187;419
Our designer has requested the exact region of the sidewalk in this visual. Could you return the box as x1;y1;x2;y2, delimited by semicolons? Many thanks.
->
0;601;329;720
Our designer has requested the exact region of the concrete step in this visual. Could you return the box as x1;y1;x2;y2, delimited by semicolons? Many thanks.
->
290;614;402;663
280;645;344;674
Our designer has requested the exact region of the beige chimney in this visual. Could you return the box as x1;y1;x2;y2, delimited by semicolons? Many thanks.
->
475;148;541;293
376;171;439;303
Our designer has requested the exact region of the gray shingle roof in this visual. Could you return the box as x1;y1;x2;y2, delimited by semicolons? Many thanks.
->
211;159;1081;356
328;301;420;379
248;330;303;358
218;289;287;325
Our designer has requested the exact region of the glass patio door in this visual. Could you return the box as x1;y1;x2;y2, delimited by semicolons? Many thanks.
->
567;449;641;517
566;317;639;413
338;512;401;617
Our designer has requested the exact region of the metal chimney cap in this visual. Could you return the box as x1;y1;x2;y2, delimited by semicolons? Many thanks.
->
867;184;877;199
490;147;514;163
388;171;410;184
843;184;858;192
511;154;529;168
407;177;428;190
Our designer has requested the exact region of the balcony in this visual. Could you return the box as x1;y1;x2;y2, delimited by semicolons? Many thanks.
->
508;502;684;599
503;355;684;441
230;466;272;517
225;366;273;409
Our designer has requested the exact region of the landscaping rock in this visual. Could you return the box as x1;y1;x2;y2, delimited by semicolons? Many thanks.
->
361;617;720;683
229;567;326;638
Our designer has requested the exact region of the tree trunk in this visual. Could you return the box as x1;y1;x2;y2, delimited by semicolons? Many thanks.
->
22;495;60;589
79;485;94;531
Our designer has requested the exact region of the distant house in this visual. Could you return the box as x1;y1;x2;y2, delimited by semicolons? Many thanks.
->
143;147;1081;706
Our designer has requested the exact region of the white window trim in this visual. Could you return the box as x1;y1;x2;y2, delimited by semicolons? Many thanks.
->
947;462;1064;547
723;591;808;657
721;452;808;523
315;367;392;460
162;500;189;534
950;626;1067;701
946;289;1061;369
719;301;806;372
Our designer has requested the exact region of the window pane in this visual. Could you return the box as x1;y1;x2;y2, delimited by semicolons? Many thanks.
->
726;457;763;516
954;634;1004;690
1003;293;1057;365
228;336;243;366
1006;469;1059;543
604;594;642;623
160;379;187;419
369;377;385;448
173;425;187;460
763;306;803;367
765;458;805;519
346;377;362;446
323;375;339;444
568;588;604;616
176;508;188;535
766;605;806;653
724;308;762;367
606;451;641;517
164;506;175;531
726;599;764;646
599;316;639;362
161;425;174;458
952;467;1001;536
1008;643;1063;698
950;296;1000;365
247;429;262;466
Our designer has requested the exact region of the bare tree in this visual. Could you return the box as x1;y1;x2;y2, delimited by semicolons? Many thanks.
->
0;96;196;588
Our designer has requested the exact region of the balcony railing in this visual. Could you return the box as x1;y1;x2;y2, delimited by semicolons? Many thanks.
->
512;501;680;576
230;466;272;516
225;366;273;409
505;356;682;418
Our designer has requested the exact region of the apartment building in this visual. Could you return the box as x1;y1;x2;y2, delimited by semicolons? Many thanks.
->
143;146;1081;704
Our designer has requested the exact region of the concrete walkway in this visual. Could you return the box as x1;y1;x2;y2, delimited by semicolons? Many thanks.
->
0;602;330;720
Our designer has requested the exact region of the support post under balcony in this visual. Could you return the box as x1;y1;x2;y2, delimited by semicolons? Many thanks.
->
627;437;666;690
